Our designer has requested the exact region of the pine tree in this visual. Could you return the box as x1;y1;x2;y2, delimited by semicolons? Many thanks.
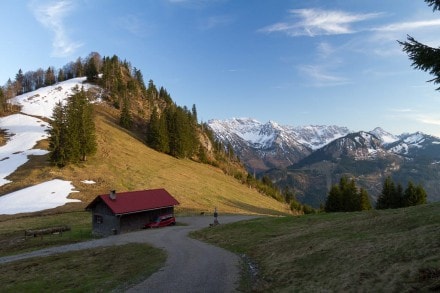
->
394;183;404;208
0;87;5;115
325;185;342;212
45;67;56;86
57;69;65;82
376;176;396;209
415;184;428;205
15;69;24;95
359;188;372;211
48;88;97;165
147;107;169;153
399;0;440;89
403;181;427;207
47;101;69;167
192;104;198;123
85;57;99;82
403;181;418;207
120;98;133;129
72;89;96;161
342;178;359;211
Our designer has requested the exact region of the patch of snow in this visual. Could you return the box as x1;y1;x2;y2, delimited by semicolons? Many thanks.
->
10;77;93;119
0;179;80;215
370;127;399;144
0;78;96;187
81;180;96;184
0;114;49;186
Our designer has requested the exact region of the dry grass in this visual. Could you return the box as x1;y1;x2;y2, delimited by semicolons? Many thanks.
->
0;211;91;257
0;104;290;217
192;203;440;292
0;243;166;292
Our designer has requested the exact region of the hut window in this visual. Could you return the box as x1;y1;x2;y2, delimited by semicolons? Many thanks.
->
95;215;103;224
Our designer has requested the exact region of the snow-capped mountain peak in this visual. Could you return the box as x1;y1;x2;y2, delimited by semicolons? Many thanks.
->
370;127;399;145
207;118;352;172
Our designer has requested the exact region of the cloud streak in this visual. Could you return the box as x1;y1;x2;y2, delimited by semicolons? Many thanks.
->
116;14;151;37
199;15;235;30
374;19;440;32
259;8;382;37
298;65;350;87
30;0;82;57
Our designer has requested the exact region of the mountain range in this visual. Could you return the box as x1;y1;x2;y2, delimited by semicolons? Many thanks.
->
208;118;440;207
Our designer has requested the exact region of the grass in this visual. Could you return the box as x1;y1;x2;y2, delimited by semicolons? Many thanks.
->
0;211;92;257
0;104;290;216
191;203;440;292
0;243;166;292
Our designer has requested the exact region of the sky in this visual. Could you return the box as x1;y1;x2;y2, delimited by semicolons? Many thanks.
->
2;1;440;137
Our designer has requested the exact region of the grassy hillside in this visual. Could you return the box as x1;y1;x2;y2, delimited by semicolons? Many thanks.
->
192;203;440;292
0;104;290;217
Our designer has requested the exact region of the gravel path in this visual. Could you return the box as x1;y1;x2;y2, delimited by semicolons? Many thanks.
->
0;215;256;292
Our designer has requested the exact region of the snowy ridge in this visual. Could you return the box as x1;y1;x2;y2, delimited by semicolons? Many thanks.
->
208;118;351;151
208;117;440;172
370;127;399;145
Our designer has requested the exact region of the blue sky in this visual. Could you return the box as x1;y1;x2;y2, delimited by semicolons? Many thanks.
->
2;0;440;136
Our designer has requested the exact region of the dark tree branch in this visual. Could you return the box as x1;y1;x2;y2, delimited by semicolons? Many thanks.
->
425;0;440;11
398;35;440;89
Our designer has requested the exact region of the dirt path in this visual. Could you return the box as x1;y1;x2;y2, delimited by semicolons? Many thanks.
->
0;215;256;292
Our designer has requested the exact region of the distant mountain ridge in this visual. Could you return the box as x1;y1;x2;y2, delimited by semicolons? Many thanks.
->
208;118;350;172
208;118;440;206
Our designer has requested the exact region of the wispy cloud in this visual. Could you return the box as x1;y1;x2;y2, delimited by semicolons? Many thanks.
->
29;0;82;57
418;115;440;126
391;108;414;113
259;8;382;37
298;65;350;87
198;15;235;30
116;14;151;37
374;19;440;32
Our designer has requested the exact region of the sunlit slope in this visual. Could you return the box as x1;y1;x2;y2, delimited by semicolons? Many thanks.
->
4;104;290;216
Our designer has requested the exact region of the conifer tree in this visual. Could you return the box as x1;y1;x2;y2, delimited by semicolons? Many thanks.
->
359;188;372;211
325;185;341;212
376;176;397;209
399;0;440;90
403;181;427;207
120;98;133;129
85;58;99;82
147;107;169;153
47;88;96;165
45;67;56;86
15;69;24;95
0;87;5;114
325;176;370;212
192;104;198;123
47;101;69;167
57;68;65;82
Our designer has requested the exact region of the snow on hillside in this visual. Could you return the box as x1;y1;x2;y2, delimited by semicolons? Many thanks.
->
0;114;49;186
0;77;93;214
0;179;80;215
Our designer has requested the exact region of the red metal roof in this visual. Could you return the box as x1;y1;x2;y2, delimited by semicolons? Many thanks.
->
87;188;180;215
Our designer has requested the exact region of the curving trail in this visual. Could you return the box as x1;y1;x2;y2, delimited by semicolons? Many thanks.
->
0;215;256;292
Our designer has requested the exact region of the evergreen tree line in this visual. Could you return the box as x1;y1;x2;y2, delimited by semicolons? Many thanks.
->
147;105;199;158
325;176;372;212
376;176;427;209
47;87;97;167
